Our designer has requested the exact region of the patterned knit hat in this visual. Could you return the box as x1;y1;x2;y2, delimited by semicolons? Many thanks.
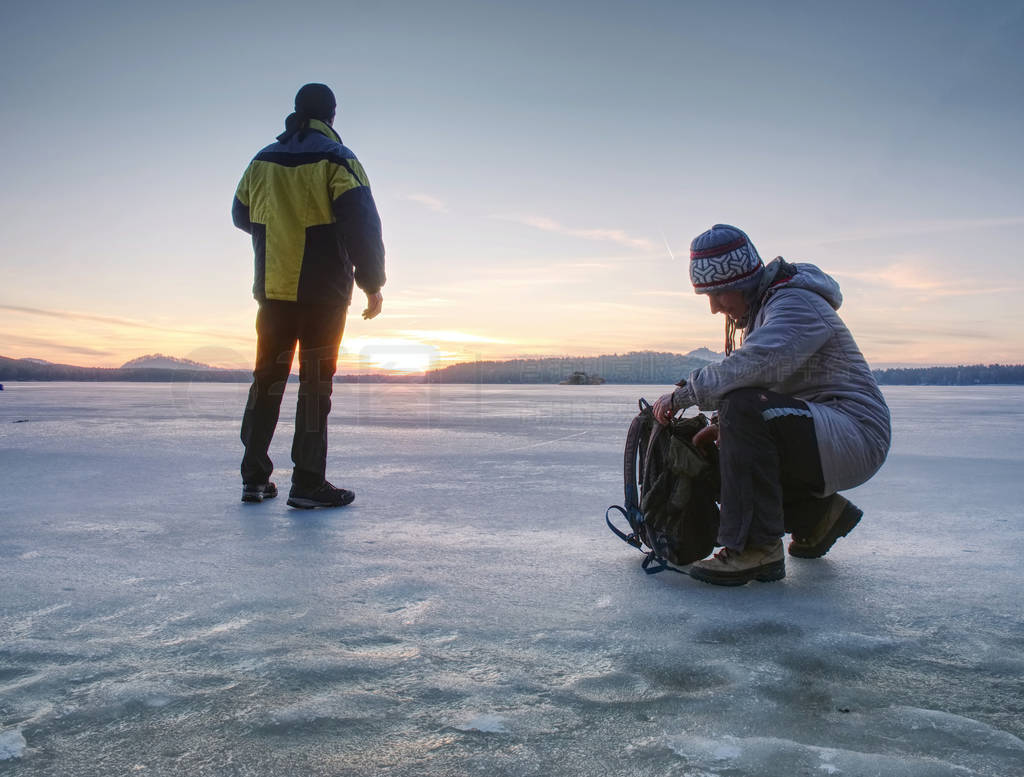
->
689;224;764;295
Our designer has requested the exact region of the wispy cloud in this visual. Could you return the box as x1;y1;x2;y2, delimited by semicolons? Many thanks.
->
401;193;449;213
834;260;1022;297
1;303;172;331
0;332;114;358
796;216;1024;247
386;293;453;308
495;214;656;251
0;303;251;342
398;330;506;344
634;290;698;299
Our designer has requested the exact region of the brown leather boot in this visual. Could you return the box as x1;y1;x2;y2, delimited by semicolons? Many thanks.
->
788;494;862;558
688;540;785;586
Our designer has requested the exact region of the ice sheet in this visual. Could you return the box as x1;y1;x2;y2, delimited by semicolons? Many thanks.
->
1;383;1022;776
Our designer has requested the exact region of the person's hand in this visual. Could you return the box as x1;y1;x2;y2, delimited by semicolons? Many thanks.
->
692;423;719;452
362;291;383;320
653;393;675;425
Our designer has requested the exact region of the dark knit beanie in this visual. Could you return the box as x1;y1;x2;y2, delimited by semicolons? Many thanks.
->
689;224;764;295
294;83;336;120
277;83;337;143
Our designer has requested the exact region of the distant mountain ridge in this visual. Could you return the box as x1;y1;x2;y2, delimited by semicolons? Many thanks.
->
120;354;217;370
423;350;722;384
0;355;250;383
0;350;723;384
2;352;1023;385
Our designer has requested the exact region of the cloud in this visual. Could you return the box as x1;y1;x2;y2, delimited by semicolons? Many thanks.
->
561;261;616;270
401;193;448;213
796;216;1024;247
1;303;171;331
398;330;506;344
0;333;114;358
634;290;698;299
834;260;1022;297
0;303;251;342
386;294;452;308
495;214;657;251
419;260;611;292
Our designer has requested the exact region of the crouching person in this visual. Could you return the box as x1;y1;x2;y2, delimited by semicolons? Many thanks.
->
653;224;890;586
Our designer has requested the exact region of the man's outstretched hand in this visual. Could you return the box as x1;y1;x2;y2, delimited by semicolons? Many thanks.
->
362;291;383;320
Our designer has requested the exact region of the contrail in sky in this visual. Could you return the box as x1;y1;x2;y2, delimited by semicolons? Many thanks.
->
661;232;676;261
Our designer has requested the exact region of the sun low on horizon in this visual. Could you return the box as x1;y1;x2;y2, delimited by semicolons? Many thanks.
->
1;1;1023;372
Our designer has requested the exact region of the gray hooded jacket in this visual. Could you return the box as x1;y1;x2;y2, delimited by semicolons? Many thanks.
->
673;259;891;495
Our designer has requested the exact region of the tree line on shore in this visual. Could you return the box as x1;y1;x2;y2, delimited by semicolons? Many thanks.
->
870;364;1024;385
2;354;1023;385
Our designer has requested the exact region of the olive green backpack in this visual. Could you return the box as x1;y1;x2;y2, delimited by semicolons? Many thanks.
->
606;399;721;574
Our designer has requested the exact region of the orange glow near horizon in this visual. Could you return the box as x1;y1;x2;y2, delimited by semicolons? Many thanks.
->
5;325;1023;373
3;271;1024;372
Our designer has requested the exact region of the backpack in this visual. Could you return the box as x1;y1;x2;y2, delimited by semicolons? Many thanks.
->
606;399;721;574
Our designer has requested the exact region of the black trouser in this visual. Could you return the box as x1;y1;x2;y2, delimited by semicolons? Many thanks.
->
717;387;827;550
240;300;347;489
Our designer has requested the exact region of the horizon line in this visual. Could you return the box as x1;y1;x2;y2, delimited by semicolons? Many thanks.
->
4;352;1024;376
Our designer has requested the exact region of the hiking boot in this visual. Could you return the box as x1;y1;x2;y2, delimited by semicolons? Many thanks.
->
287;481;356;509
241;482;278;503
788;494;862;558
688;540;785;586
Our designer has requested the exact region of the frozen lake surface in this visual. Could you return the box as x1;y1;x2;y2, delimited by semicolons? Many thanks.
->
1;382;1022;776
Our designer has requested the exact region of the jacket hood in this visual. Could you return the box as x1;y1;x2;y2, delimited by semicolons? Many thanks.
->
276;117;342;145
759;257;843;311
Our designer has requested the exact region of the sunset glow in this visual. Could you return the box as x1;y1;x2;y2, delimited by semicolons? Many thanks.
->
2;2;1022;371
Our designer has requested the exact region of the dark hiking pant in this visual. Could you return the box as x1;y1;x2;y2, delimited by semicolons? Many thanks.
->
240;300;347;489
717;387;828;550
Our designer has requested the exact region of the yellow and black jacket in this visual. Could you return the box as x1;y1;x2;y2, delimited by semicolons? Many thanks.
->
232;119;386;305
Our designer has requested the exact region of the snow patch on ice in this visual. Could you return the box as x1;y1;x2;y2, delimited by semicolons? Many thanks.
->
665;734;973;776
385;597;439;625
809;630;903;656
887;705;1024;750
0;729;27;760
266;691;394;727
160;617;254;645
88;680;186;711
711;742;743;760
567;670;656;703
454;713;507;733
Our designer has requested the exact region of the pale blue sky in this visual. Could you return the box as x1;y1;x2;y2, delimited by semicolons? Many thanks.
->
2;0;1022;369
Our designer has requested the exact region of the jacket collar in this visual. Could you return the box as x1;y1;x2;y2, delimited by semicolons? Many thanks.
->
307;118;341;143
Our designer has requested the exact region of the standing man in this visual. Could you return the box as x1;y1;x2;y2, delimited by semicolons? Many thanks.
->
652;224;890;585
232;83;386;508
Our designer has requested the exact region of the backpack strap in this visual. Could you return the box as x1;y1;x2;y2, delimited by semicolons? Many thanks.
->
605;504;643;549
642;421;665;496
640;553;692;576
626;399;652;507
606;399;653;550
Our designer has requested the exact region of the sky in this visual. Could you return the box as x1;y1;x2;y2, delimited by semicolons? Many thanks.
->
1;0;1023;372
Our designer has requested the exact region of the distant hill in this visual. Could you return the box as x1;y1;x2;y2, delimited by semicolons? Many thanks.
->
120;353;217;370
424;350;718;384
0;355;251;383
685;347;723;363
